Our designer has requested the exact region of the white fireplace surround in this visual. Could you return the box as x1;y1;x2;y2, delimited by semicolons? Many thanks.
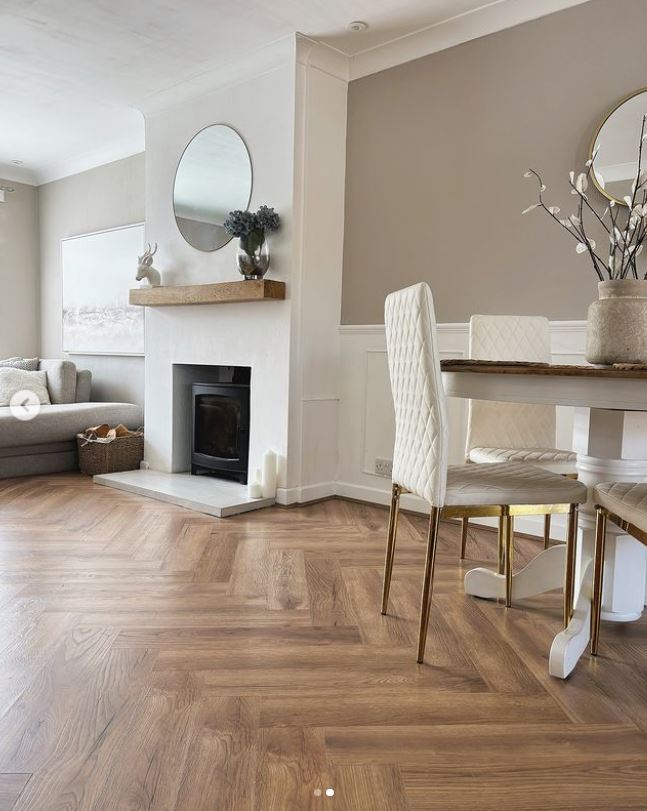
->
128;36;348;509
145;302;291;484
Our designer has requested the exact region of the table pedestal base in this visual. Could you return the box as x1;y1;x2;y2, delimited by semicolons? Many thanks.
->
464;544;565;601
549;560;593;679
466;408;647;680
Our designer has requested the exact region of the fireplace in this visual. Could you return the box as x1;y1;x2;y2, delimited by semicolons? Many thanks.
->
191;369;250;483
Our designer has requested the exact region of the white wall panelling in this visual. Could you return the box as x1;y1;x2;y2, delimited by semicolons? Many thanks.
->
337;321;587;538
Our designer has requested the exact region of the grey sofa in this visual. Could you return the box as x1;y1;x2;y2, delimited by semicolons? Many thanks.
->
0;360;143;478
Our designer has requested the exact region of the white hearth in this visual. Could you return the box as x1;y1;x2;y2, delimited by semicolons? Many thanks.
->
95;470;274;517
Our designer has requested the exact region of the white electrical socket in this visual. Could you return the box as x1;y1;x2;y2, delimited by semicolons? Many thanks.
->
374;457;393;478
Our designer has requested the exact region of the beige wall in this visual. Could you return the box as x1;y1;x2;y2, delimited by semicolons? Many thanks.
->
342;0;647;324
0;180;39;357
39;154;145;405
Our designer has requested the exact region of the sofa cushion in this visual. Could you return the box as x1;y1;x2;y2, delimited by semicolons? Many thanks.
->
0;357;39;371
0;402;143;448
75;369;92;403
38;360;78;404
0;369;51;406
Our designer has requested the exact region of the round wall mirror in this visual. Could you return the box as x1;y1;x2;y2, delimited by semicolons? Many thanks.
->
591;88;647;206
173;124;252;251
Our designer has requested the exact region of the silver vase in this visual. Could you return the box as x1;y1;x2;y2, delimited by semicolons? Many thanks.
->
236;238;270;280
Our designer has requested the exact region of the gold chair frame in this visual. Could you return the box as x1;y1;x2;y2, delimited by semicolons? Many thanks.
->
381;483;579;663
460;474;579;560
591;505;647;656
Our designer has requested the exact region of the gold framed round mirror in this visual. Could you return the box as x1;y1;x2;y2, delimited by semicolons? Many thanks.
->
590;88;647;206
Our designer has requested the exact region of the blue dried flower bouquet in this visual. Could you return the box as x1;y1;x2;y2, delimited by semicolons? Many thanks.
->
224;206;281;280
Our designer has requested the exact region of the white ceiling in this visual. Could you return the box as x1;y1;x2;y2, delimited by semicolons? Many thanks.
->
0;0;592;185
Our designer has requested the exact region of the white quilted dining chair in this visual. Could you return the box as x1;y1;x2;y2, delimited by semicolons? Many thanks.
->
381;284;587;663
462;315;577;559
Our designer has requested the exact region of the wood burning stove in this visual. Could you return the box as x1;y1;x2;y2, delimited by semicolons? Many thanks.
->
191;375;250;483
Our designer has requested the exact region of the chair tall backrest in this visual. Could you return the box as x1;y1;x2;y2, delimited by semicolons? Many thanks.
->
465;315;556;457
385;283;449;507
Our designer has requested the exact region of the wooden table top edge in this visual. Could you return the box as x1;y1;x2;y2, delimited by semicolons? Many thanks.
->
440;360;647;380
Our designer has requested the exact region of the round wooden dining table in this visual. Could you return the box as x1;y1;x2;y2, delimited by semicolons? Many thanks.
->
441;359;647;679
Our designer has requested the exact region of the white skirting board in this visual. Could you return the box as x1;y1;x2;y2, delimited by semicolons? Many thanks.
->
276;481;337;506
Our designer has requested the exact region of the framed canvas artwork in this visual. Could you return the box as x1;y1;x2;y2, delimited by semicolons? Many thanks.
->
61;223;145;355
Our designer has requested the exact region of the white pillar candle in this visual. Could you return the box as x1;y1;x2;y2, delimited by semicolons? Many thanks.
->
247;468;262;499
261;450;277;498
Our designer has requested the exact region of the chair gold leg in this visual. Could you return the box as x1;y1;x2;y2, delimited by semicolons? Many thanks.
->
544;514;551;550
381;484;401;615
503;508;514;608
417;506;441;664
497;516;505;575
591;508;607;656
460;517;469;560
564;505;579;628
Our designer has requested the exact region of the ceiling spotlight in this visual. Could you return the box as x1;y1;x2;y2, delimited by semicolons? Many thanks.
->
347;21;368;32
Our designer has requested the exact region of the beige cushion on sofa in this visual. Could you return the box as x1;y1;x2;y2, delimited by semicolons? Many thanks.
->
0;357;39;371
0;369;51;406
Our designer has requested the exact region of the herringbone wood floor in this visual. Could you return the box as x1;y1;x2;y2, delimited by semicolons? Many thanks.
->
0;475;646;810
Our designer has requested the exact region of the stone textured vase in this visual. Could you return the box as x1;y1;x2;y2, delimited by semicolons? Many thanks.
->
586;279;647;365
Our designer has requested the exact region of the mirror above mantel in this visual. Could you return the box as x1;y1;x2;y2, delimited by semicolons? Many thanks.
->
591;88;647;206
173;124;252;252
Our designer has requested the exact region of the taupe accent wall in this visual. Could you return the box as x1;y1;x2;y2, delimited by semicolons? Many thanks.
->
0;179;39;357
39;154;145;405
342;0;647;324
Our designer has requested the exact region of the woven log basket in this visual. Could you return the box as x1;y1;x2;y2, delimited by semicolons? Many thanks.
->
77;427;144;476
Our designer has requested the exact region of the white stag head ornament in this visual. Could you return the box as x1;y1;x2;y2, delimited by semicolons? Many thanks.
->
136;243;161;287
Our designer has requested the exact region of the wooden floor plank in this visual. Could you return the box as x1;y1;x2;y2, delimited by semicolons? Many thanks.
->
332;764;410;811
255;727;330;811
267;549;309;610
0;774;31;810
0;626;118;772
11;648;156;811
